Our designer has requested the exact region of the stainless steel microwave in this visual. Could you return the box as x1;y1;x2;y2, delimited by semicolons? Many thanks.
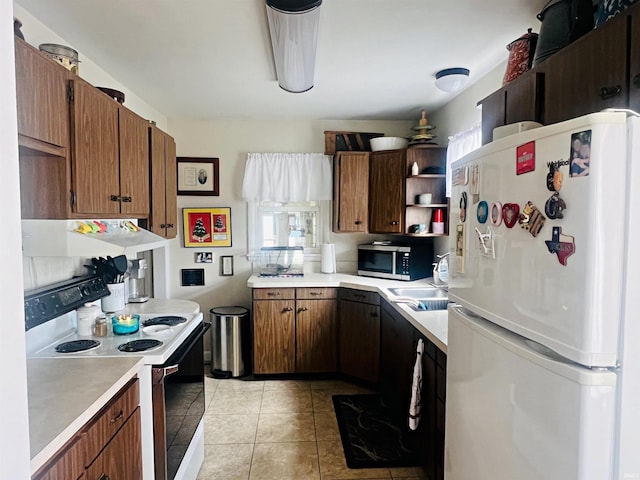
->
357;242;433;281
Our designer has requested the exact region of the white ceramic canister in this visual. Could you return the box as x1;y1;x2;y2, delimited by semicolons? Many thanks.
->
77;303;100;336
101;282;126;313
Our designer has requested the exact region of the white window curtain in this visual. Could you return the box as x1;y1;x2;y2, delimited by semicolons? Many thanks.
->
446;125;481;197
242;152;332;202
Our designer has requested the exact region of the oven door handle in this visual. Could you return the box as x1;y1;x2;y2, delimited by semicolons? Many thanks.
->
163;365;179;378
156;321;211;368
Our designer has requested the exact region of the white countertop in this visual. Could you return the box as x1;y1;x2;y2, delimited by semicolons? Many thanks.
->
28;356;144;474
123;298;201;315
248;273;448;352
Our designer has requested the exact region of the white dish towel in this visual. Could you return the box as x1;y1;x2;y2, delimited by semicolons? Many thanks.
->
409;338;424;430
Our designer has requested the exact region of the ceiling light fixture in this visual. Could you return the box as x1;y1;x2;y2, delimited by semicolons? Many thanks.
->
266;0;322;93
435;68;470;93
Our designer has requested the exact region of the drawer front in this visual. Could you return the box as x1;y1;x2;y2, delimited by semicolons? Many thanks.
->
32;436;84;480
296;287;337;299
338;288;380;305
83;377;139;465
253;288;295;300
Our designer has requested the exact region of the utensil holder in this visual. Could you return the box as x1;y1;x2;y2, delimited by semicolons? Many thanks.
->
101;282;126;313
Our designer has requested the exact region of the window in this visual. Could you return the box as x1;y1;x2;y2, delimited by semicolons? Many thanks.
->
247;200;330;259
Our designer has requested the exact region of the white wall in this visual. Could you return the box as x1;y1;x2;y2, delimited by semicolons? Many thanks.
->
168;117;413;315
2;2;31;477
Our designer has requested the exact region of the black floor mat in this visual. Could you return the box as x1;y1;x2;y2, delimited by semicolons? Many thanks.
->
332;394;421;469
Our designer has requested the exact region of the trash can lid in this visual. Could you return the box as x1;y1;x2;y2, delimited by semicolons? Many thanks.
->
211;306;249;316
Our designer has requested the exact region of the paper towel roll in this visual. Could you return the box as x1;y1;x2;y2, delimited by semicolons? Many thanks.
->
321;243;336;273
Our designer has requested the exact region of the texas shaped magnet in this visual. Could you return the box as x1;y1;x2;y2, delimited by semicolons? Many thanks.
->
545;226;575;266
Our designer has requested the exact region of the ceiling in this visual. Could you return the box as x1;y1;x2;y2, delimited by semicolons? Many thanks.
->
14;0;549;121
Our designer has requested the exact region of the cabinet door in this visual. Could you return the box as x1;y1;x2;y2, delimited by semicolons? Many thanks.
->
164;135;177;238
543;14;628;125
70;79;120;215
149;126;177;238
379;301;416;412
32;437;84;480
14;38;69;148
338;299;380;383
85;408;142;480
296;299;337;372
333;152;369;232
118;107;149;216
253;300;295;374
369;150;404;233
480;88;505;145
630;8;640;112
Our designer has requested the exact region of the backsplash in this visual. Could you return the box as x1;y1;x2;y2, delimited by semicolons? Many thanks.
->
23;256;88;291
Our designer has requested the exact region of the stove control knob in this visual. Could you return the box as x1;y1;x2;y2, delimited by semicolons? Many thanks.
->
80;285;90;297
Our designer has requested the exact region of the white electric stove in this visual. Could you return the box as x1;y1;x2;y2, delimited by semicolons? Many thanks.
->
24;276;206;480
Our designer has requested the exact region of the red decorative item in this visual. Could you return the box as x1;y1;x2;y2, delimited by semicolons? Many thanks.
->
502;203;520;228
503;28;538;86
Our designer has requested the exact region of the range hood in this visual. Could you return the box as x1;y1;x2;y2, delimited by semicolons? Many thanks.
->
21;219;168;257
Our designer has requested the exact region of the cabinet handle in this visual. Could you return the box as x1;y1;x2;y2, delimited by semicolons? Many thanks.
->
267;292;280;296
282;307;293;312
166;223;174;228
370;313;379;318
390;220;399;225
99;474;110;480
297;307;308;313
160;223;166;228
309;292;322;296
354;220;362;225
599;85;622;99
110;195;121;202
634;74;640;89
110;410;124;424
354;294;365;299
121;196;132;203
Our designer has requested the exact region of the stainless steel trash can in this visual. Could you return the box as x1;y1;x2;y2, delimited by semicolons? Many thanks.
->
210;306;249;378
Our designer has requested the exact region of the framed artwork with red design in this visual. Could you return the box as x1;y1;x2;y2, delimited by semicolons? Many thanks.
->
182;207;231;247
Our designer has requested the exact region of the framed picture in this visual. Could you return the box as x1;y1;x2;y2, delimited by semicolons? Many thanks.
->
177;157;220;196
182;207;232;247
220;256;234;276
195;252;213;263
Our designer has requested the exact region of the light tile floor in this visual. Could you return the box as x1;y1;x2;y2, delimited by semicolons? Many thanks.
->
198;375;427;480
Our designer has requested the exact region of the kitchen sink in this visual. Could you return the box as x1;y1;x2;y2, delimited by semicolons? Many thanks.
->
387;287;449;312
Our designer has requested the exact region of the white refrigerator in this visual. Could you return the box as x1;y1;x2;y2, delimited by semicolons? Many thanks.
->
446;111;640;480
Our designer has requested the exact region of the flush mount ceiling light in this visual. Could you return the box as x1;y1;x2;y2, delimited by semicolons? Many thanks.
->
435;68;470;93
266;0;322;93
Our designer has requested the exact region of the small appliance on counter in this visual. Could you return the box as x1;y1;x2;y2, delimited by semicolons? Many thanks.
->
258;246;304;277
128;258;149;303
357;241;433;281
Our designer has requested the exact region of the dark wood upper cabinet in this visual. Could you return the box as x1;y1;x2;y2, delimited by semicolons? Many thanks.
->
14;38;69;149
333;151;369;233
543;12;628;125
150;125;177;238
369;150;405;233
629;8;640;112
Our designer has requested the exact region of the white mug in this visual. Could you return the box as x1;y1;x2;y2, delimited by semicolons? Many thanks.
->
418;193;432;205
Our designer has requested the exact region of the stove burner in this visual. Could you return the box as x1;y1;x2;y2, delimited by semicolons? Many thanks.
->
117;339;163;352
142;316;187;327
55;339;101;353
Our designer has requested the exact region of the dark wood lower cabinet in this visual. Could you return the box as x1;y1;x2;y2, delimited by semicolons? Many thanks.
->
296;299;337;372
338;295;380;384
379;299;446;480
85;408;142;480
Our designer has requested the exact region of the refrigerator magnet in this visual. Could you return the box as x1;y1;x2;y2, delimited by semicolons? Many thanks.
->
546;163;564;192
455;224;465;273
516;141;536;175
502;203;520;228
545;226;575;266
477;201;489;224
490;202;503;226
460;192;468;222
569;130;591;178
519;201;545;237
544;192;567;220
